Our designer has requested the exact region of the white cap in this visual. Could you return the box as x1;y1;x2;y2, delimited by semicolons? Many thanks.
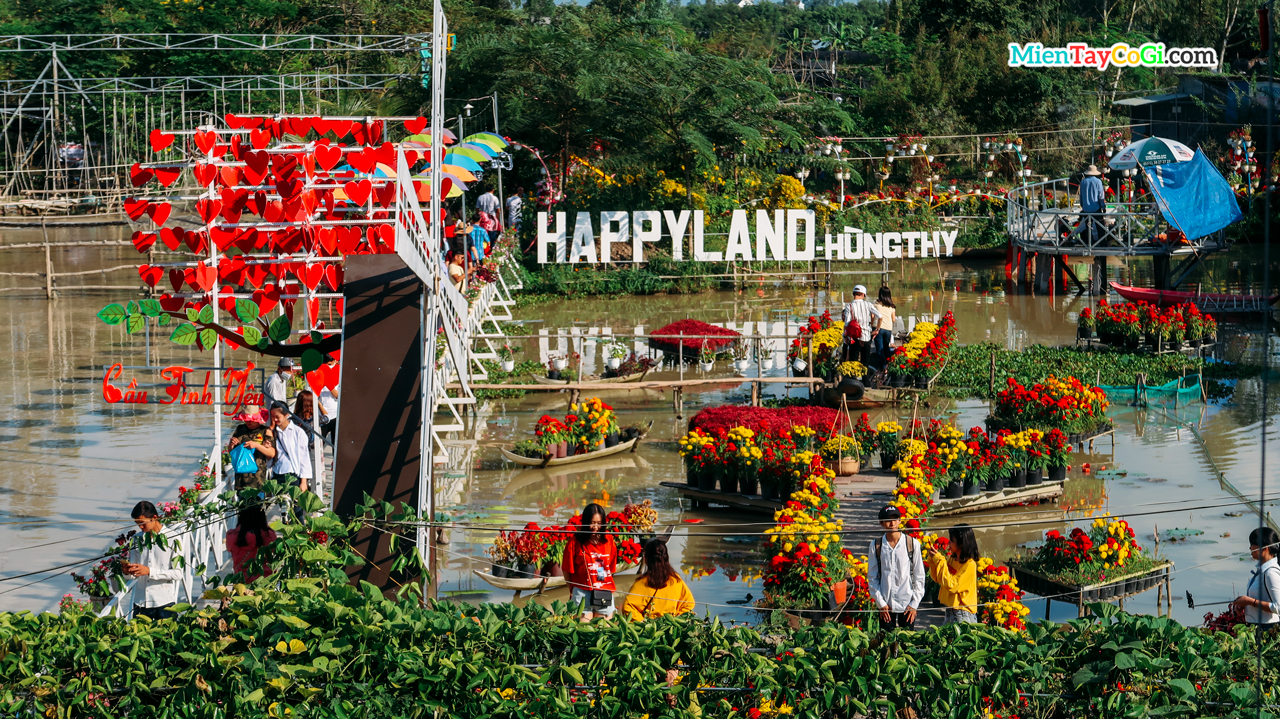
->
853;285;867;295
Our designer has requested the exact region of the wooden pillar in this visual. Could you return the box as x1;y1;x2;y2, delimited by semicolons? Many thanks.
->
333;255;424;593
1153;255;1170;290
1034;254;1050;294
1091;255;1107;295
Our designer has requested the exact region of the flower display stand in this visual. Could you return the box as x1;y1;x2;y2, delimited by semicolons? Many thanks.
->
658;481;783;514
1009;561;1173;618
930;479;1065;517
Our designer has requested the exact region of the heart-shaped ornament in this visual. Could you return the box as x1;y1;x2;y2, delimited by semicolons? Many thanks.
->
129;163;154;187
124;198;150;221
149;129;175;152
193;162;218;187
138;265;163;287
131;231;157;253
153;167;182;187
404;116;427;135
196;198;223;224
315;144;342;171
146;202;172;226
193;130;217;154
159;227;183;251
344;179;372;206
249;128;270;150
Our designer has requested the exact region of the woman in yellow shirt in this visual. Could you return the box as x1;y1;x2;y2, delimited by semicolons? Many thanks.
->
622;540;696;621
927;524;980;625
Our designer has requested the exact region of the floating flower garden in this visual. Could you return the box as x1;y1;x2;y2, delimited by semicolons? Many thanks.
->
1083;299;1218;350
1009;514;1172;604
513;397;623;459
886;310;956;387
485;501;657;579
649;318;740;358
989;375;1112;440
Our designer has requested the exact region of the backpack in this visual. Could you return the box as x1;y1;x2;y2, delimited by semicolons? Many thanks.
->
874;535;918;588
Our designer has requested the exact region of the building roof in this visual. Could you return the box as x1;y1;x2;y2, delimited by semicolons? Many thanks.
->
1113;93;1191;107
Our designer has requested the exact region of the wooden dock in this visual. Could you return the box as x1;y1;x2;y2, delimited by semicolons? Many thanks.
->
931;480;1064;516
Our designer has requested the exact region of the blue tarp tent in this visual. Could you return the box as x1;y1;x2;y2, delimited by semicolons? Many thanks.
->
1142;149;1242;240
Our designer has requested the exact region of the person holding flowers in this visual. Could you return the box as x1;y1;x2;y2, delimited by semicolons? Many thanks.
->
928;524;980;625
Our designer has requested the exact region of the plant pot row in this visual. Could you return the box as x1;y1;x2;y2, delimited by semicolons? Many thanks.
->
939;466;1067;499
1011;563;1170;601
490;562;567;580
541;433;623;458
883;373;930;389
685;467;786;499
1087;327;1216;350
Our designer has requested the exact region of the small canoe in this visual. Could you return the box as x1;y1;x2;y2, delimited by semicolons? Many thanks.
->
1109;282;1278;309
531;369;651;386
473;561;641;592
499;436;640;467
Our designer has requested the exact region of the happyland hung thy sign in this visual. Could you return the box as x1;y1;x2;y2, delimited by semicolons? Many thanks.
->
536;209;959;264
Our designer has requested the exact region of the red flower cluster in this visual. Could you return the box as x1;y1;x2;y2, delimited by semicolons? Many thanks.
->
688;405;850;436
993;376;1108;434
310;530;329;545
534;415;567;439
1091;298;1216;344
650;319;740;351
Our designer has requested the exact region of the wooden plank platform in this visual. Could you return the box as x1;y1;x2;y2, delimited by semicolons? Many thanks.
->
659;481;782;514
931;480;1065;516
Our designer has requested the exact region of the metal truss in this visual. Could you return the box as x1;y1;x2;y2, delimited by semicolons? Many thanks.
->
0;34;427;52
0;73;411;97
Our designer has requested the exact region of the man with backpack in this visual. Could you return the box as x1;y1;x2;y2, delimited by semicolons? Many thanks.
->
867;505;925;629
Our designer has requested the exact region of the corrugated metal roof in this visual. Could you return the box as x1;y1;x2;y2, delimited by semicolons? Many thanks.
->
1113;92;1191;106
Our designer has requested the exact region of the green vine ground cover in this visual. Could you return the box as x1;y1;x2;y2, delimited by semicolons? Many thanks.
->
3;589;1276;718
937;343;1262;401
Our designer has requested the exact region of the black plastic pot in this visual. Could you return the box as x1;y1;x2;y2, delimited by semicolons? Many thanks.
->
880;453;896;472
686;467;699;487
491;564;509;578
515;562;540;579
547;370;561;380
891;373;908;388
1048;465;1067;482
915;375;930;389
860;454;872;468
1077;325;1092;339
697;472;717;492
944;482;964;499
1069;432;1082;445
720;473;739;494
1009;469;1026;488
762;482;780;501
605;431;620;448
985;475;1005;492
739;475;758;496
1025;469;1043;485
963;480;981;496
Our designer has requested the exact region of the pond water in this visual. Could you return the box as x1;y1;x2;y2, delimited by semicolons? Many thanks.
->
2;224;1279;629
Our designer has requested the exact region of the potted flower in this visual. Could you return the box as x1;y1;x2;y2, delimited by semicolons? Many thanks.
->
852;413;877;466
1077;307;1094;340
698;341;716;372
497;344;516;373
1044;429;1070;482
875;421;902;471
541;526;569;577
1025;429;1047;485
821;434;861;476
731;339;752;373
551;353;568;372
513;439;549;460
761;353;776;371
509;528;548;579
485;533;514;578
604;340;627;371
534;415;569;458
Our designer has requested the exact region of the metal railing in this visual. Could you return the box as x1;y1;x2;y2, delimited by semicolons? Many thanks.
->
1006;178;1228;256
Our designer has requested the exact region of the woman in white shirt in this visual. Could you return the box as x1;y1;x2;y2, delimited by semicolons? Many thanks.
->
1233;527;1280;626
873;286;899;368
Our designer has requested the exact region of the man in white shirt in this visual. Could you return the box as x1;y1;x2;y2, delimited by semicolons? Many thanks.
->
505;187;524;233
866;505;925;630
264;357;293;411
841;285;882;366
271;405;313;492
122;501;183;620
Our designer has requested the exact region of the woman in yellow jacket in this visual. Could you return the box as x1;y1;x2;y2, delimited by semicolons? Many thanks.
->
622;540;695;621
927;524;980;625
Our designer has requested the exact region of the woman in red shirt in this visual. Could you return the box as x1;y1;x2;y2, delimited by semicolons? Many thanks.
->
562;503;617;621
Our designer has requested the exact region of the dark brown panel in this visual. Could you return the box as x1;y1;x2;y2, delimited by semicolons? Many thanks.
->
333;254;422;590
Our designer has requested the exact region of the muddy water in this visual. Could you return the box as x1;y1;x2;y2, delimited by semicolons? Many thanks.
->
1;227;1279;627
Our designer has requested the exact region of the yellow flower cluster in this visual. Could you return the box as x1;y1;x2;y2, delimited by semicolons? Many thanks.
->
897;438;927;460
677;429;714;457
875;421;902;435
726;427;763;465
896;321;938;361
1042;375;1110;413
820;434;860;458
757;697;795;716
836;360;867;377
1001;429;1044;469
1092;513;1136;568
987;597;1031;627
766;505;842;555
791;425;816;438
808;322;846;356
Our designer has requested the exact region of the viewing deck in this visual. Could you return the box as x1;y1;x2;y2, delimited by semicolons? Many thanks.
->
1006;178;1228;258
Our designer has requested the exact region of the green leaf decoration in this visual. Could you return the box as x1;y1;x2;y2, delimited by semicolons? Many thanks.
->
235;299;261;324
138;299;163;317
97;304;128;326
268;314;292;343
199;328;218;351
310;330;324;344
126;300;138;315
257;337;269;350
170;323;199;346
158;313;172;326
198;305;215;324
186;308;199;322
301;348;324;374
242;326;263;347
126;314;145;335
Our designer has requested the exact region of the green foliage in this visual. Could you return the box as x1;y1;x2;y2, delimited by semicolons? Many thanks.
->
300;348;324;374
234;299;261;324
170;323;199;346
473;359;547;400
96;304;127;326
268;314;292;344
241;325;263;347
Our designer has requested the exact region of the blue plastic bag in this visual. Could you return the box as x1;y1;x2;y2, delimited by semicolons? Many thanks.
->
230;443;259;474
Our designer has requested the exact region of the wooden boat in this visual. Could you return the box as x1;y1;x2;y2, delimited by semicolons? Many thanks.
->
531;368;652;386
1109;282;1278;311
473;561;641;592
499;436;640;467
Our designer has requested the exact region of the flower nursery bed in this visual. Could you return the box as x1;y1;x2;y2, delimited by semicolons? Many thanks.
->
648;319;740;356
1010;561;1173;610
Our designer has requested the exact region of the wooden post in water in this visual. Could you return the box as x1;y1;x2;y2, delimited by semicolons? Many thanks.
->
41;217;52;299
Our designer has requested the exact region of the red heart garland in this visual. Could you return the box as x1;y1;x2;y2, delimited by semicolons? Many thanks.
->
229;135;245;161
344;179;372;206
149;129;176;152
369;120;384;145
374;181;396;208
252;286;281;315
272;154;299;179
347;150;376;175
131;231;157;253
323;264;343;291
251;190;268;217
306;298;320;327
350;123;367;146
168;269;185;292
234;228;261;254
404;116;427;135
193;162;218;187
372;142;395;168
337;226;363;254
249;128;270;150
242;261;268;289
243;151;270;185
306;368;326;396
219;165;241;188
146;203;172;226
124;198;150;221
191;262;217;292
196;198;223;224
153;167;182;187
314;144;342;171
159;294;185;313
263;200;285;224
193;130;217;154
219;256;247;285
219;188;248;223
225;114;247;129
276;177;303;200
159;227;184;251
211;227;238;252
184;229;204;254
129;163;154;187
219;287;237;314
316;227;337;255
138;265;163;287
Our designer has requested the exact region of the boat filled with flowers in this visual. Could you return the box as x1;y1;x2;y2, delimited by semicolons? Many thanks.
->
504;397;645;466
989;375;1111;440
1009;514;1172;605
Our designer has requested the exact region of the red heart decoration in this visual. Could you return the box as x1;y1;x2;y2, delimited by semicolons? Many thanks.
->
242;261;268;289
367;224;395;249
219;289;237;314
131;231;157;253
234;228;261;254
294;263;324;291
369;120;384;145
300;190;319;217
196;198;223;224
243;151;270;185
219;165;241;188
252;285;281;315
184;229;204;253
347;150;375;174
249;128;270;150
372;142;395;168
159;294;185;313
225;114;247;129
350;123;367;146
146;202;172;226
316;227;337;255
229;135;245;161
344;179;372;206
374;181;396;208
337;226;363;254
251;190;268;217
138;265;163;287
306;368;326;396
219;256;247;284
149;129;175;152
276;177;303;200
219;188;248;222
263;200;285;223
306;297;321;326
153;166;182;187
211;226;237;252
159;227;183;251
124;198;150;221
323;264;343;291
193;162;218;187
191;262;217;292
404;150;420;166
301;152;316;180
314;144;342;171
404;116;427;135
281;299;296;325
129;163;154;187
193;130;217;154
168;268;185;292
272;154;299;179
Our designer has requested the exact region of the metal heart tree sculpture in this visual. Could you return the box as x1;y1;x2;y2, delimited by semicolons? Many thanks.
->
97;113;501;381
